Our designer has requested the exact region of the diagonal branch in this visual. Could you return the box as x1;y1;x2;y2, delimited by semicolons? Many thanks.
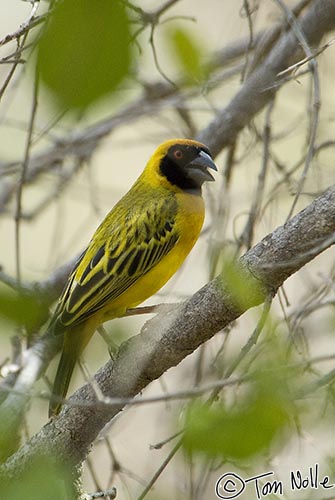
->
198;0;335;155
1;183;334;476
2;0;334;213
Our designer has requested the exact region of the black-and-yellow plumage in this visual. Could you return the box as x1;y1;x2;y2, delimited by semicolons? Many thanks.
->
49;139;217;416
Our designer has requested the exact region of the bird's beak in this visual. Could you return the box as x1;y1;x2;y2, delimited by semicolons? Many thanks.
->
187;150;218;184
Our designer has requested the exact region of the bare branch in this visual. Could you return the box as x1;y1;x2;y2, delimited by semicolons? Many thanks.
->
198;0;335;155
0;5;44;48
14;70;39;285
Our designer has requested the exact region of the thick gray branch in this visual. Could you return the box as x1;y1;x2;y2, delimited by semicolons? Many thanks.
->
1;184;334;476
1;0;334;209
198;0;335;155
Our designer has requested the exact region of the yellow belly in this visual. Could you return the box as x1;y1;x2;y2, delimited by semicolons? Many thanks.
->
100;191;204;320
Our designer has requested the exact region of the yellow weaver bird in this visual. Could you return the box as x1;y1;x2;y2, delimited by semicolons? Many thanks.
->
49;138;217;416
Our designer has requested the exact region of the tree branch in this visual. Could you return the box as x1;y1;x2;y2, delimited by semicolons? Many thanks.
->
1;183;334;477
198;0;335;155
2;0;333;214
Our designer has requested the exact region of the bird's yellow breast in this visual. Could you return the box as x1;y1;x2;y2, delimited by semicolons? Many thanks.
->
98;190;205;320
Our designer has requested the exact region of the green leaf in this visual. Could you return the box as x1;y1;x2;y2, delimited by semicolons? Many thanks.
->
0;287;46;331
219;258;266;311
0;455;76;500
183;382;291;460
168;27;206;81
0;413;21;462
37;0;132;110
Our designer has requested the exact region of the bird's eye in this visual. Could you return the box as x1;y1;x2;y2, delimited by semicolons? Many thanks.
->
174;149;183;160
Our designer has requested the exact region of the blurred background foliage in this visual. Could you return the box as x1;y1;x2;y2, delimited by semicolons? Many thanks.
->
37;0;132;110
0;455;76;500
0;1;334;499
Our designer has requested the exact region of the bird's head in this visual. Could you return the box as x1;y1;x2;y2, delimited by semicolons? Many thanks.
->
145;139;217;194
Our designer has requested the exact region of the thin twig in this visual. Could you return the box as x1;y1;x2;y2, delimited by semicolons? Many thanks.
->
148;24;177;88
245;0;313;79
0;5;44;47
272;0;321;220
86;487;117;500
240;0;256;81
2;353;335;407
155;0;181;19
224;296;273;378
86;456;103;494
150;430;183;450
136;439;183;500
277;38;335;77
14;69;39;285
297;367;335;398
0;38;24;101
238;99;274;250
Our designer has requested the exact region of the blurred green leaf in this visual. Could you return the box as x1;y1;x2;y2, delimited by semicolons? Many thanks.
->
167;26;206;81
0;455;76;500
0;413;21;462
220;258;266;310
183;380;291;460
0;287;46;331
37;0;132;110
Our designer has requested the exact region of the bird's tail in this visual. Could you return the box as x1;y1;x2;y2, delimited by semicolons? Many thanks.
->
49;323;95;417
48;346;77;417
